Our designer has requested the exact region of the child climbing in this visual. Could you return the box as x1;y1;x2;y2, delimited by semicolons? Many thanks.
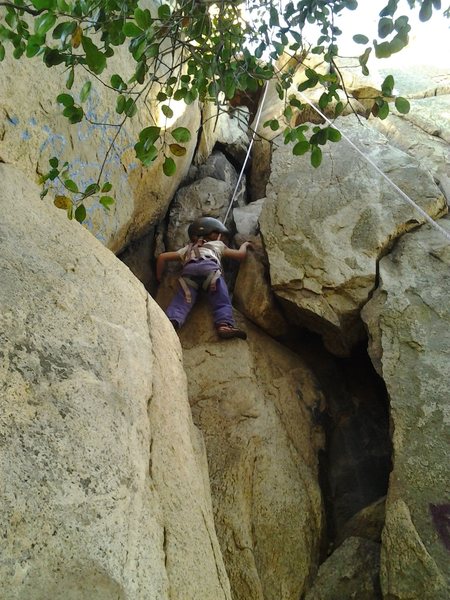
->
156;216;252;339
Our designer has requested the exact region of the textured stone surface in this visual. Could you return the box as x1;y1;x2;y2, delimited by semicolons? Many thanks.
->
197;104;249;165
233;199;265;236
166;152;241;250
362;219;450;598
370;96;450;202
0;164;231;600
335;497;386;547
304;537;381;600
0;40;200;253
178;303;325;600
233;242;288;337
260;115;447;355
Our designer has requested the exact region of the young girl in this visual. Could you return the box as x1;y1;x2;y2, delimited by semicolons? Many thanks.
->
156;217;252;339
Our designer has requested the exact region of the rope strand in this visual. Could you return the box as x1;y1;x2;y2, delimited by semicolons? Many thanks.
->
223;81;270;224
297;91;450;244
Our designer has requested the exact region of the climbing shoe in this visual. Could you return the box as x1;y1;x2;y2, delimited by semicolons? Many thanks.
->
216;323;247;340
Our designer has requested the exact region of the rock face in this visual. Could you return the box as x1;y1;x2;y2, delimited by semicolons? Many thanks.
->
260;116;447;355
0;40;200;254
304;537;381;600
166;151;242;250
0;164;231;600
178;303;325;600
362;219;450;599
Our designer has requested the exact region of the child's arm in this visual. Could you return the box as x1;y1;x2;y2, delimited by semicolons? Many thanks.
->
156;251;182;281
223;241;252;261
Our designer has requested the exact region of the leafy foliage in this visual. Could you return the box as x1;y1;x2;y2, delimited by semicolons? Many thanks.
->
0;0;447;221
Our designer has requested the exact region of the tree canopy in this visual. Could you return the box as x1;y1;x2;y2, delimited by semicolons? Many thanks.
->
0;0;448;221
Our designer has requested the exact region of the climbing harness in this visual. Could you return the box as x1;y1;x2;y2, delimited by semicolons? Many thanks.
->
178;239;223;303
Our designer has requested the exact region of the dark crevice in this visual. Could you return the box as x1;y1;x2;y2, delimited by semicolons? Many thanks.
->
282;327;391;556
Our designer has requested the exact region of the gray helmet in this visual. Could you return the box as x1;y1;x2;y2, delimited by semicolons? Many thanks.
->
188;217;229;240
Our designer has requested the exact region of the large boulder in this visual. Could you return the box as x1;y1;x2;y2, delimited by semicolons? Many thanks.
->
178;303;325;600
370;97;450;201
0;164;231;600
361;219;450;599
0;38;200;254
304;537;381;600
259;116;447;355
166;151;241;250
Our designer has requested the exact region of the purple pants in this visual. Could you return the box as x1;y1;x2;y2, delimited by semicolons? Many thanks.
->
166;259;235;328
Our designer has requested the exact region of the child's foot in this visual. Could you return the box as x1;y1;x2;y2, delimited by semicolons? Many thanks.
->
216;322;247;340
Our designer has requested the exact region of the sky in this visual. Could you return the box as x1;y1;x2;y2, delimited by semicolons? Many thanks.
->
329;1;450;68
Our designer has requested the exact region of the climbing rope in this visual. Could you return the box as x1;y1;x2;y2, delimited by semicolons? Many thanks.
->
222;81;450;244
222;81;270;224
296;90;450;244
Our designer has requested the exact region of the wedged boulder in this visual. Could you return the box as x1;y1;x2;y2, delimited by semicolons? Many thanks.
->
304;537;381;600
197;103;250;165
0;39;200;254
0;164;231;600
361;219;450;598
233;241;289;338
178;303;325;600
259;115;447;355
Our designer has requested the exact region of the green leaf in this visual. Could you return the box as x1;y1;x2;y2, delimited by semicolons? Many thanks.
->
158;4;171;20
125;99;137;117
75;204;86;223
52;21;76;41
63;106;83;123
31;0;55;9
49;156;59;168
116;95;126;114
269;119;280;131
111;74;127;91
64;179;79;193
0;43;4;62
311;145;322;168
101;182;112;193
163;156;176;176
139;126;161;144
381;74;395;96
353;34;369;44
134;8;151;30
79;81;92;103
419;0;433;21
335;101;344;117
378;17;394;39
378;101;390;119
374;41;392;59
293;140;310;155
57;93;74;107
81;36;106;75
327;127;341;142
66;67;74;90
99;196;114;209
171;127;191;143
123;22;143;37
84;183;100;196
395;96;410;114
35;12;57;36
161;104;174;118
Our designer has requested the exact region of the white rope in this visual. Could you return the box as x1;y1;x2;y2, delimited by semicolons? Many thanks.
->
297;90;450;244
223;81;270;224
